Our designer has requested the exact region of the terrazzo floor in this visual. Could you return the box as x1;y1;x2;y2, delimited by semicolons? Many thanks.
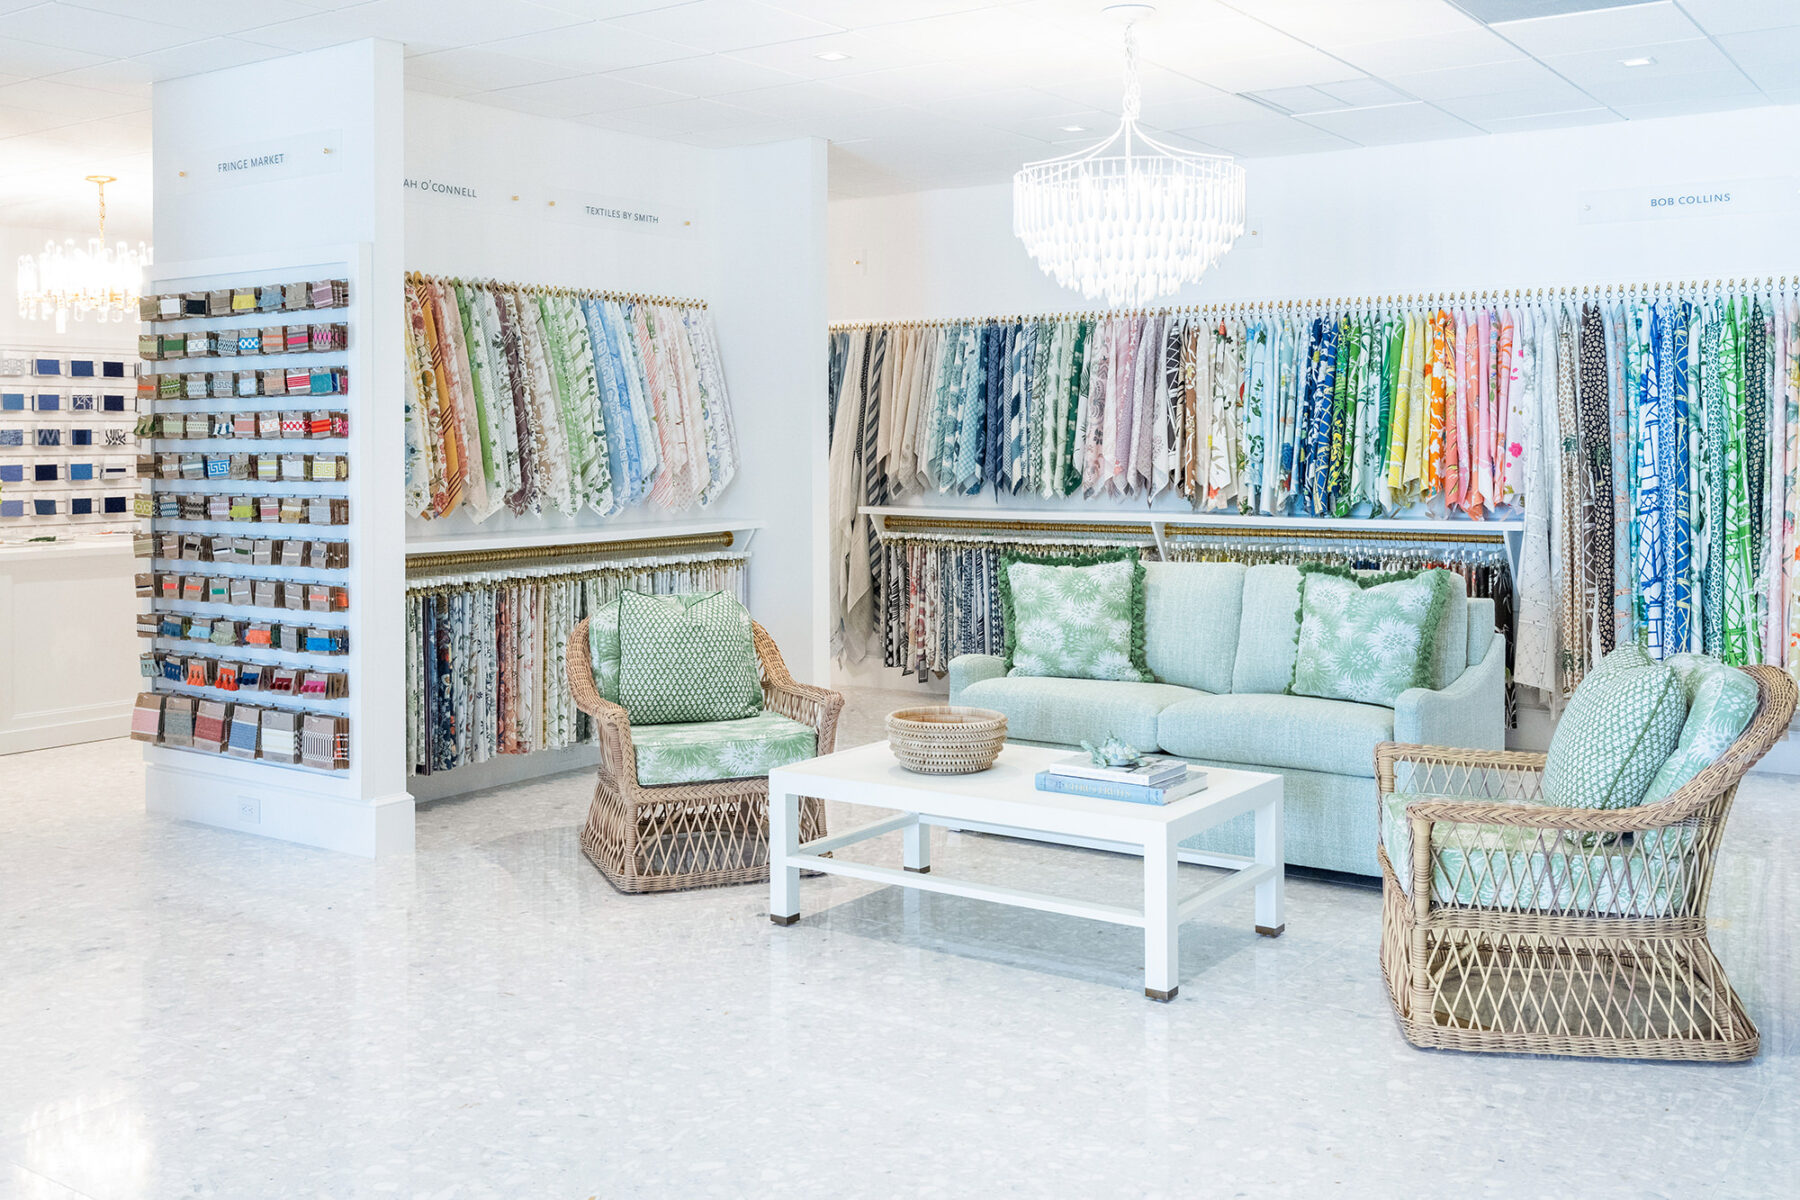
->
3;686;1798;1198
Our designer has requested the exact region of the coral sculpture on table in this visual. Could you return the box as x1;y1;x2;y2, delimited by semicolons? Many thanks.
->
1080;736;1142;768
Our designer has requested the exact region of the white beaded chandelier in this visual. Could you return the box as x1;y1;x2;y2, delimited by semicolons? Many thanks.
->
1012;4;1245;308
16;175;151;333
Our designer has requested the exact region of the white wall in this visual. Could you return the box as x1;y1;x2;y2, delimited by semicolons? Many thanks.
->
830;106;1800;321
402;94;830;683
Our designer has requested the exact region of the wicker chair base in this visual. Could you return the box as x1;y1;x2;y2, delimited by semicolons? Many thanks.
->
1380;853;1758;1062
580;772;828;895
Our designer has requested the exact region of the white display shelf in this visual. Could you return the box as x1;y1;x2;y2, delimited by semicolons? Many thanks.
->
862;503;1521;534
404;518;762;558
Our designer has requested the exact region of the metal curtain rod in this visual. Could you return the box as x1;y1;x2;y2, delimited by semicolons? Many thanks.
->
1163;524;1508;546
405;530;735;576
826;273;1795;330
880;515;1157;539
406;270;709;311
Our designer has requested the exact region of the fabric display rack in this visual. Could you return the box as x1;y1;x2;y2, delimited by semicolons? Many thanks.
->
0;343;136;534
404;531;749;776
830;276;1800;701
403;274;739;523
131;251;364;775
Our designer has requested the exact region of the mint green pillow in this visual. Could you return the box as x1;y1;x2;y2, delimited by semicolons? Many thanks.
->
586;598;621;702
999;547;1150;683
1642;654;1757;801
616;591;761;725
1288;566;1456;707
1542;644;1687;810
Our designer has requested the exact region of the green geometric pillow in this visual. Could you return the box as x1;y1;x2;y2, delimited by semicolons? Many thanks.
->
586;597;622;702
999;547;1150;682
1542;644;1687;810
1641;653;1757;802
616;591;762;725
1288;566;1456;707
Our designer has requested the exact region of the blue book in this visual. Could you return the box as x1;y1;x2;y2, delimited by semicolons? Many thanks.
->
1035;770;1207;806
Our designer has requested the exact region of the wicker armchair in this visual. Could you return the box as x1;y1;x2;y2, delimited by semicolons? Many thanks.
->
1376;664;1797;1061
566;618;840;894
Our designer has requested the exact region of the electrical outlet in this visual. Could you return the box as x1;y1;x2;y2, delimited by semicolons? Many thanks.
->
237;796;261;824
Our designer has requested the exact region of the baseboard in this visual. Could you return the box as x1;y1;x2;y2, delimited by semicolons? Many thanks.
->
408;743;599;802
146;757;414;857
0;704;130;754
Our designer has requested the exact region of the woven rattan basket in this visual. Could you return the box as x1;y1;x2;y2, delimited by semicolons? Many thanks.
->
886;706;1007;774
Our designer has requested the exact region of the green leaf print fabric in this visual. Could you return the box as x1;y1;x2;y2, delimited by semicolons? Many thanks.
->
587;597;622;702
617;591;762;725
1288;566;1456;707
999;547;1150;682
632;712;816;786
1641;653;1757;801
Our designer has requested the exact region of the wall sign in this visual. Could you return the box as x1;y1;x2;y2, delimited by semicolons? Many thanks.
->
548;188;696;238
404;176;483;202
167;130;344;194
1579;176;1799;224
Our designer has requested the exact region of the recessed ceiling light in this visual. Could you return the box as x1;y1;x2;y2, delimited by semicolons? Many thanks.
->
1060;124;1087;132
1620;56;1656;67
814;50;851;62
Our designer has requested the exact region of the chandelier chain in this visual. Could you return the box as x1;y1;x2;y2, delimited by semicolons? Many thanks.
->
1121;23;1141;124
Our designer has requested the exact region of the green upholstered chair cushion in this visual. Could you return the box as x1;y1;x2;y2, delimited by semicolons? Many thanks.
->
1642;654;1758;802
632;712;816;786
1157;692;1394;778
616;590;761;725
1232;564;1302;694
1289;566;1457;708
586;597;622;702
955;675;1202;752
1381;791;1694;917
1141;561;1244;694
1541;644;1687;810
1000;548;1151;683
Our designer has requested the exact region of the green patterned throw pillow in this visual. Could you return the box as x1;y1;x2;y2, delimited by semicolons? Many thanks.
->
1641;653;1757;802
586;597;622;702
1542;644;1687;810
1288;566;1456;707
617;591;762;725
999;547;1150;682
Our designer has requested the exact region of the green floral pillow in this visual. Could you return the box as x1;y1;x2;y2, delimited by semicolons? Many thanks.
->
1288;566;1456;707
586;598;622;702
1641;653;1757;802
999;547;1151;683
1542;643;1687;810
617;591;762;725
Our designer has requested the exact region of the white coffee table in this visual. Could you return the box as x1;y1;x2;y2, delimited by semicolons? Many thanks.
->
768;742;1284;1001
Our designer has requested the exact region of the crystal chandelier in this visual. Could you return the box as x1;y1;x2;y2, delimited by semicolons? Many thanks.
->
16;175;151;332
1012;4;1245;308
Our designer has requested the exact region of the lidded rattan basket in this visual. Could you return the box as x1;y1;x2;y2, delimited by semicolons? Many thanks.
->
886;706;1007;774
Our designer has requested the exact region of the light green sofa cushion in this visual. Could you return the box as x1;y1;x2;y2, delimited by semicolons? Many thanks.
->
632;712;816;786
957;675;1202;752
1642;654;1758;802
1232;564;1302;694
1380;791;1693;917
1141;561;1244;694
1156;692;1394;778
1542;644;1686;810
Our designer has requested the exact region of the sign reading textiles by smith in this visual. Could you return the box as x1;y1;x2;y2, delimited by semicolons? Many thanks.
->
166;130;344;194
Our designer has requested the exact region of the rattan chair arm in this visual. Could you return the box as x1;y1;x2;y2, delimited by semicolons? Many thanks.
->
751;621;845;754
565;617;640;786
1375;741;1548;794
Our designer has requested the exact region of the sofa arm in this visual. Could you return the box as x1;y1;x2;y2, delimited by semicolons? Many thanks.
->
1393;635;1505;750
948;654;1006;702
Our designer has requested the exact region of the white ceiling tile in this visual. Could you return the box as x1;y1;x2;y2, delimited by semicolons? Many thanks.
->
0;1;199;57
914;86;1095;126
1672;0;1800;37
1186;50;1373;94
1176;119;1355;157
761;0;1004;27
1490;0;1702;55
0;100;82;137
1715;26;1800;92
607;0;846;53
1019;0;1314;61
531;0;699;15
1580;67;1762;107
1040;63;1231;116
483;19;702;71
475;71;681;117
1607;93;1771;121
1542;36;1742;86
41;59;156;96
1230;0;1481;47
0;32;107;75
1477;106;1622;135
719;29;950;79
1295;100;1479;145
1435;80;1600;121
599;95;763;133
837;60;1048;105
246;0;589;55
59;0;321;35
609;52;804;96
1387;57;1586;101
406;47;583;93
127;35;289;81
0;76;144;118
726;78;892;120
1333;28;1525;76
404;72;473;97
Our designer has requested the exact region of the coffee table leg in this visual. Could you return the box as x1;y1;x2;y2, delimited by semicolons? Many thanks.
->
903;814;931;873
1144;830;1179;1001
770;789;800;926
1254;792;1285;937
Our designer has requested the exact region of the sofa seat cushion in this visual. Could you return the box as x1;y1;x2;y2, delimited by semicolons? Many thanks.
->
1381;792;1693;918
1157;693;1393;778
957;676;1203;752
632;713;816;787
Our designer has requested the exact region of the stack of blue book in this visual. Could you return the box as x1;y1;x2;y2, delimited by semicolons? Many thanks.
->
1034;754;1207;805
